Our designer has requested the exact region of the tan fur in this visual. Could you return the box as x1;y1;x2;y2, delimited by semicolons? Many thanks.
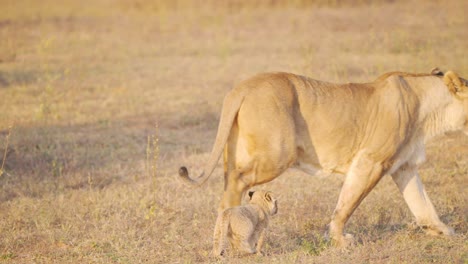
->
212;190;277;256
179;68;468;247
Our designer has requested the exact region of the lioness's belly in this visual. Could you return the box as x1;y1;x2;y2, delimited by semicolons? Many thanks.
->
295;161;346;177
295;147;349;177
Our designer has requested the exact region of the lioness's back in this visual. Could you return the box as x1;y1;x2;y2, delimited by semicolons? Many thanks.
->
231;72;377;174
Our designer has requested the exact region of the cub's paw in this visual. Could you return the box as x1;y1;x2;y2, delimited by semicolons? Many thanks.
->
212;249;226;258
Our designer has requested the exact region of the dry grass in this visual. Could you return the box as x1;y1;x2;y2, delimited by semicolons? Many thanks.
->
0;0;467;263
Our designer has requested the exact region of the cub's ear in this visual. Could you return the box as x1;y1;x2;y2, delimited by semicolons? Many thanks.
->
248;191;254;199
444;71;468;98
431;67;444;76
265;192;272;202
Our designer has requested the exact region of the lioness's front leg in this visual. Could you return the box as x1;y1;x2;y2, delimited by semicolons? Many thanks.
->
391;164;454;236
329;151;384;247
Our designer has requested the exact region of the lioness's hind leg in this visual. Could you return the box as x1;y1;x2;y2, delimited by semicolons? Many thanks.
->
391;165;454;236
219;169;246;212
219;84;296;212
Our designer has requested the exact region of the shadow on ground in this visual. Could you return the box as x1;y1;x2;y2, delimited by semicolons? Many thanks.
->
0;110;219;202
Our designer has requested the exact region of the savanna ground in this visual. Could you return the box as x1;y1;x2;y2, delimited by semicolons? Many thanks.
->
0;0;467;263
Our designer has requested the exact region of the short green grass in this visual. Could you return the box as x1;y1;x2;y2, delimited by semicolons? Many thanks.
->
0;0;467;263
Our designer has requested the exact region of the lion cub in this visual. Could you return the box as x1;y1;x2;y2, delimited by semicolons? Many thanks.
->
212;190;278;257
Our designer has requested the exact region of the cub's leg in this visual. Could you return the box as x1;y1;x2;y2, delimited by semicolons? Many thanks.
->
391;164;454;235
212;210;231;257
238;238;256;254
255;228;266;255
329;151;384;247
212;214;222;256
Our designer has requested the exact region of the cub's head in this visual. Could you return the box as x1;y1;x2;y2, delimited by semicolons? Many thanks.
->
248;190;278;215
432;68;468;135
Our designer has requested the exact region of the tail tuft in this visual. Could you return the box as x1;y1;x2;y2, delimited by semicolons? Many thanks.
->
178;166;205;186
179;166;189;177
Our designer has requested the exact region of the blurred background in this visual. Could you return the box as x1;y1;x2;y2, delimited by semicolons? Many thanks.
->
0;0;467;262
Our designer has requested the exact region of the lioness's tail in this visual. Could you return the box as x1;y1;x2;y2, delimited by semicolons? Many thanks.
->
179;89;245;186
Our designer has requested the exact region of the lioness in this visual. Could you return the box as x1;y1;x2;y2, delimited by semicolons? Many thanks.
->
212;190;278;257
179;68;468;246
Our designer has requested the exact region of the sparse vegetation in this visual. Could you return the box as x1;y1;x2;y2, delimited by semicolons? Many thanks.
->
0;124;13;177
146;122;160;190
0;0;467;263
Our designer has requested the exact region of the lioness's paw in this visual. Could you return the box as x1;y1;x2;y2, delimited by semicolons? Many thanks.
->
424;224;455;236
332;233;356;249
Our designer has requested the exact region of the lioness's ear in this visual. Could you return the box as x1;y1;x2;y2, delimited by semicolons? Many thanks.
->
265;192;272;202
431;67;444;76
458;87;468;98
248;191;254;199
444;71;468;98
